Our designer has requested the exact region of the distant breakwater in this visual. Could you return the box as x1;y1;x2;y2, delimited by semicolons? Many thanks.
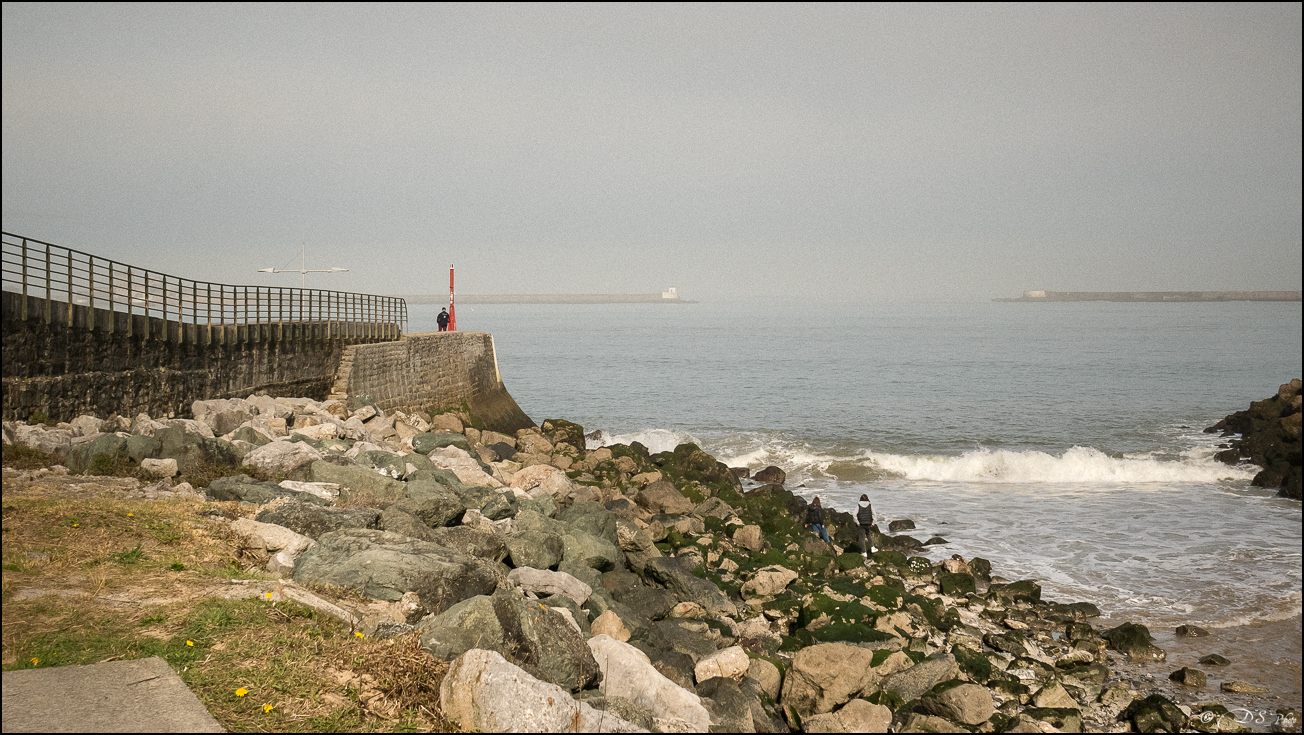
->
994;290;1301;302
401;293;694;305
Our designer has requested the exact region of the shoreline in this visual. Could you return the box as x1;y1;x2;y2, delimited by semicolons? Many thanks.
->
5;398;1302;732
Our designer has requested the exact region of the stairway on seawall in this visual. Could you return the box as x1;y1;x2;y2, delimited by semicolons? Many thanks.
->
328;344;357;404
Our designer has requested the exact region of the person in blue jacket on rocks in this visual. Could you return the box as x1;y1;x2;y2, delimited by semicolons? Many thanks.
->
857;493;875;558
805;496;831;544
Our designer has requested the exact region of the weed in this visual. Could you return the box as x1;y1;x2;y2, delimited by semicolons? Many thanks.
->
2;443;62;469
109;543;147;565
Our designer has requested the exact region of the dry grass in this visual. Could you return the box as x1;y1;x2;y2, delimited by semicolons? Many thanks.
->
1;466;456;732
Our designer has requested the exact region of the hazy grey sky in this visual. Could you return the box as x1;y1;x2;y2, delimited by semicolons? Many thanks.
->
3;3;1300;302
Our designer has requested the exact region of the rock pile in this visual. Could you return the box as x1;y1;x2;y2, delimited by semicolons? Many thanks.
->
5;396;1298;732
1206;379;1302;500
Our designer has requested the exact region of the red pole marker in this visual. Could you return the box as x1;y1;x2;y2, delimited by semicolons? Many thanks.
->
448;264;456;331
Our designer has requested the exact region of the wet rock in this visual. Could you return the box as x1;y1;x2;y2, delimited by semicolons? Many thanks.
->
1199;653;1231;666
1177;624;1210;637
753;466;786;485
1169;667;1207;687
1104;622;1166;661
1220;680;1269;694
1122;693;1186;733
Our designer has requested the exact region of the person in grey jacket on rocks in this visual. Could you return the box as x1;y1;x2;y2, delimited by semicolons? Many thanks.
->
857;493;875;558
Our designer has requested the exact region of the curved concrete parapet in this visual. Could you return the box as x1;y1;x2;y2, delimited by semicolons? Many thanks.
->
345;331;534;434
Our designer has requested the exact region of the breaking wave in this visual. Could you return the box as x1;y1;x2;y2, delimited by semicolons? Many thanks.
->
865;446;1257;484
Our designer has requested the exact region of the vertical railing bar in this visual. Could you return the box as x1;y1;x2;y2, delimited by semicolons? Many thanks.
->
127;265;134;338
21;237;28;321
107;261;114;334
45;243;51;325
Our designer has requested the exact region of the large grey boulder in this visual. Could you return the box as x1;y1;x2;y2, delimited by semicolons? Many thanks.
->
643;557;735;617
400;479;467;527
411;432;469;454
507;567;592;607
636;481;695;515
419;589;601;692
588;634;710;731
192;398;256;436
230;518;314;577
308;461;407;504
882;654;961;703
65;433;129;473
505;531;565;570
697;676;755;732
563;530;623;571
352;450;409;479
741;565;798;599
781;642;879;718
242;440;323;477
206;475;331;506
292;529;502;619
560;501;621;547
422;525;509;563
255;502;380;539
439;649;641;733
14;424;74;457
154;427;244;472
921;682;994;725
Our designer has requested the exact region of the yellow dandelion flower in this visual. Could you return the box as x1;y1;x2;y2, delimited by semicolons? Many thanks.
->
263;704;274;713
127;513;134;517
265;592;273;599
236;688;248;697
30;658;38;665
186;640;194;647
354;631;364;639
72;523;80;528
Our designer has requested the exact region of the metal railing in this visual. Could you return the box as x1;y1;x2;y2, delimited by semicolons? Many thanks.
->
1;232;406;342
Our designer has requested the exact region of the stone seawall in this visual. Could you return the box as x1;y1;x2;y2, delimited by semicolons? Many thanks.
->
346;331;534;433
2;291;393;423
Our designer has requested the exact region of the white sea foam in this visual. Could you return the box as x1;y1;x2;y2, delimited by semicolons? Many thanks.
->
588;428;700;454
865;446;1257;484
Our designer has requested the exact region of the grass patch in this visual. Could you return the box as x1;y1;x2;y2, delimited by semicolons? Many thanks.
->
2;466;454;732
3;443;63;470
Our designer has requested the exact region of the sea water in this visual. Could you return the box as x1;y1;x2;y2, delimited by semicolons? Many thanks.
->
411;299;1302;705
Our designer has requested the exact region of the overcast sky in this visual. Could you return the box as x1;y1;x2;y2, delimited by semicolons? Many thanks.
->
3;3;1300;302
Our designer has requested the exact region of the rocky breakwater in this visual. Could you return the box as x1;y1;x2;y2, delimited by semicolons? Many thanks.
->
7;402;1302;732
1207;379;1303;500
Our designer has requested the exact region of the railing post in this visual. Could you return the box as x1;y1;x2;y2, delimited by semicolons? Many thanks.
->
66;249;74;327
20;237;28;321
126;265;133;338
107;261;114;334
88;255;96;332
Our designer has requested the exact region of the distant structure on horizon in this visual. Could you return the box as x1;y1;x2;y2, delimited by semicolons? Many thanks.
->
995;290;1301;303
400;288;693;305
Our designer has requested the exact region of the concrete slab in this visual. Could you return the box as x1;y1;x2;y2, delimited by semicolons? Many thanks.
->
2;656;224;733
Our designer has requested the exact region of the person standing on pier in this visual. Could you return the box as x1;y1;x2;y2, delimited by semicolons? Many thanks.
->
437;308;450;331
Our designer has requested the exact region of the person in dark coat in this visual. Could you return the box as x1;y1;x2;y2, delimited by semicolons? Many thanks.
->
437;308;450;331
805;496;831;543
856;493;875;558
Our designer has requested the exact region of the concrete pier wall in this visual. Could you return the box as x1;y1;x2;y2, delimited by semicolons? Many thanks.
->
346;332;534;433
2;291;532;433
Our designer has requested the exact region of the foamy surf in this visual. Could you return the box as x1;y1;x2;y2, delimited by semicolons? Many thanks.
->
866;445;1257;484
586;428;700;454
